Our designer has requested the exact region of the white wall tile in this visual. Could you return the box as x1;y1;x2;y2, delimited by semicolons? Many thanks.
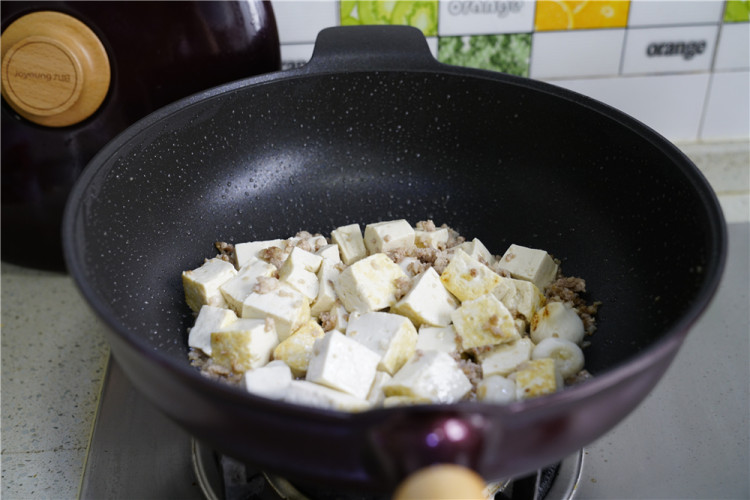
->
622;25;719;75
701;70;750;140
627;0;724;27
549;73;711;141
714;22;750;71
438;0;536;36
530;29;625;79
273;0;339;44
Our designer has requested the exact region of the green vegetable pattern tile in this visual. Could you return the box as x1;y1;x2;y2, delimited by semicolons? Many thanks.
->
340;1;439;36
438;35;532;77
724;0;750;21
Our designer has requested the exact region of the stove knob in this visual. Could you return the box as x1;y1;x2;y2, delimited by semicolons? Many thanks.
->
1;10;110;127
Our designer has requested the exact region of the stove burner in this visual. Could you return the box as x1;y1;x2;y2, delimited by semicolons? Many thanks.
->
192;440;584;500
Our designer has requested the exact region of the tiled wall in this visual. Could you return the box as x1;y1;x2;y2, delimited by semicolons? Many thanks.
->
271;0;750;142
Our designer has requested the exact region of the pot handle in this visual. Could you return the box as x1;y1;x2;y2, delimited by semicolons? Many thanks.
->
393;464;486;499
303;25;441;73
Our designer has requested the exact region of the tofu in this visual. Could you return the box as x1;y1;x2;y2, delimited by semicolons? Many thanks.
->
346;312;418;375
182;258;238;312
456;238;494;265
334;253;408;313
219;258;277;315
316;243;341;264
187;305;238;356
477;375;516;404
272;319;326;377
383;350;472;404
234;239;285;269
241;284;310;341
497;244;559;290
280;246;323;274
451;293;519;349
364;219;415;254
478;337;534;377
397;256;424;277
416;325;459;353
383;395;431;407
325;302;350;332
331;223;366;265
284;380;371;412
310;260;340;316
440;249;503;302
210;318;279;373
491;277;545;322
244;360;293;399
391;267;458;327
366;371;392;406
514;358;562;400
530;301;585;345
415;227;449;249
306;331;380;399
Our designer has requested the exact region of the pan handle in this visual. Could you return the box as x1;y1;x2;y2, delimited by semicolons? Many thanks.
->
367;411;499;494
303;25;441;73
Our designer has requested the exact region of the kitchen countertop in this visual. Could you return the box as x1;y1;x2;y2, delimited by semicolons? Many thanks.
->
1;140;748;499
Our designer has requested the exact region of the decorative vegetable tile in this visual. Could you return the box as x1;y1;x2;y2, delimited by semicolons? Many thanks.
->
530;29;625;79
437;34;531;76
724;0;750;22
534;0;631;31
340;0;439;36
628;0;725;27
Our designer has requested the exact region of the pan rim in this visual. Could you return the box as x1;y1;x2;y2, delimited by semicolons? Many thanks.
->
62;60;728;421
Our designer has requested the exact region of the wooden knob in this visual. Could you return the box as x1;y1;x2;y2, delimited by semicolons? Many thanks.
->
393;464;488;500
1;11;110;127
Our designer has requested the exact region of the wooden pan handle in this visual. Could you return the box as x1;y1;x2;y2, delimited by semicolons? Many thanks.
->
1;10;110;127
392;464;487;500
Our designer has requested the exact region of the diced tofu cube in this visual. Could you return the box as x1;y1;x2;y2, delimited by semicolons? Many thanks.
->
272;319;326;377
346;312;418;375
514;358;562;399
210;318;279;373
310;261;340;316
219;258;277;315
182;258;237;312
478;337;534;377
477;375;516;404
491;277;545;322
244;360;293;399
281;246;323;274
451;293;519;349
416;325;459;353
331;223;366;265
415;227;449;249
440;249;503;302
364;219;415;254
391;268;458;327
284;380;371;412
316;243;341;264
188;305;238;356
383;395;431;407
383;350;472;404
456;238;494;265
322;302;350;332
279;266;318;301
241;284;310;341
366;371;392;407
530;301;585;345
306;331;380;399
334;253;408;313
234;239;285;269
497;244;559;290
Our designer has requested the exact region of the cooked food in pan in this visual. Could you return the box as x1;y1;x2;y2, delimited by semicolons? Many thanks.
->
182;220;599;411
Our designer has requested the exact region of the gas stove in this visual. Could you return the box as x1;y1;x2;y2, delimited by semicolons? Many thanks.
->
78;223;749;500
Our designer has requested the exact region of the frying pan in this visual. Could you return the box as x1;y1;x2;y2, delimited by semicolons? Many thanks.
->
63;26;726;495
